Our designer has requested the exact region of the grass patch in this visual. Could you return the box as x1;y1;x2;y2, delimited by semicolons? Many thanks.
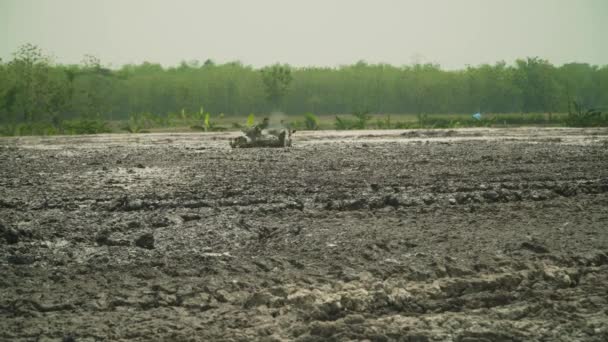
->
2;110;607;137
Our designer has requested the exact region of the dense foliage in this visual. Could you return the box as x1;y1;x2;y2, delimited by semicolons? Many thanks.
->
1;44;607;133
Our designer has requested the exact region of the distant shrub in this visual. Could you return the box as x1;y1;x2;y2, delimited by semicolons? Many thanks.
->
393;121;416;129
289;120;303;130
122;113;148;133
335;110;371;130
64;119;111;134
565;101;607;127
304;113;319;130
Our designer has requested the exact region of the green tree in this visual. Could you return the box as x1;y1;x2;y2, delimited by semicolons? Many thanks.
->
71;55;115;119
7;43;69;125
261;64;293;110
514;57;560;113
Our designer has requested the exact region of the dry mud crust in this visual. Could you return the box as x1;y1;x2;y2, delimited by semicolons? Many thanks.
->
1;128;607;341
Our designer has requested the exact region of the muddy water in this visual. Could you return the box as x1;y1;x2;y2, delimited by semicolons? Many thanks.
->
1;128;608;341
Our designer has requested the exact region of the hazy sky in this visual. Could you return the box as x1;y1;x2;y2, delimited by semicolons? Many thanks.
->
1;0;606;69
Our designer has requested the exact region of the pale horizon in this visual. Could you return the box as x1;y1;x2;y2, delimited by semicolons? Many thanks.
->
1;0;607;69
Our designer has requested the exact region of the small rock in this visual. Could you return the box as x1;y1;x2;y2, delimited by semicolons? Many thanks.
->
482;190;500;202
214;289;232;303
455;193;469;204
422;195;435;205
383;195;400;207
448;198;457;205
134;233;155;249
530;191;546;201
135;163;145;168
343;314;366;324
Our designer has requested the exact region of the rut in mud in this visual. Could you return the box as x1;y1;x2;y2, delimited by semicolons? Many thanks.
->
1;128;608;341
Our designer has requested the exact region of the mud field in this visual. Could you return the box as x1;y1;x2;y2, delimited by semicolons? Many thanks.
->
1;128;608;341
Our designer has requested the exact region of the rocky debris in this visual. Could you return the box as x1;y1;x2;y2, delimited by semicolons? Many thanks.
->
134;232;155;249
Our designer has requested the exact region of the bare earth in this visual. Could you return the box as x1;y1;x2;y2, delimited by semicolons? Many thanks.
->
1;128;607;341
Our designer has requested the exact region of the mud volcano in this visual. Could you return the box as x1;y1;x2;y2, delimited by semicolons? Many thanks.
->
1;128;608;341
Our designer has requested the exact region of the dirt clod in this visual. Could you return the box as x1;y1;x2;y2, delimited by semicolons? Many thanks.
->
134;232;154;249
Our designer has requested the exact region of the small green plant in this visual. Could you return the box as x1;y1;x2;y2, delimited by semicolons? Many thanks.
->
204;112;211;130
417;113;427;128
246;113;256;127
334;116;353;130
123;113;149;133
289;120;303;130
188;107;226;131
304;112;319;130
352;109;371;129
376;115;392;129
334;110;371;130
0;123;18;136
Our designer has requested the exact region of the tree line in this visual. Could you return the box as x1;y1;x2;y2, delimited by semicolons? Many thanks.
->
1;43;607;127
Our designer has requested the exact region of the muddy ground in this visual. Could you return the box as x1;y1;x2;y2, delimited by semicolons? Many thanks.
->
1;128;607;341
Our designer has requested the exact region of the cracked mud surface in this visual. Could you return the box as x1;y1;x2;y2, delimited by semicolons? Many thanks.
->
1;128;608;341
